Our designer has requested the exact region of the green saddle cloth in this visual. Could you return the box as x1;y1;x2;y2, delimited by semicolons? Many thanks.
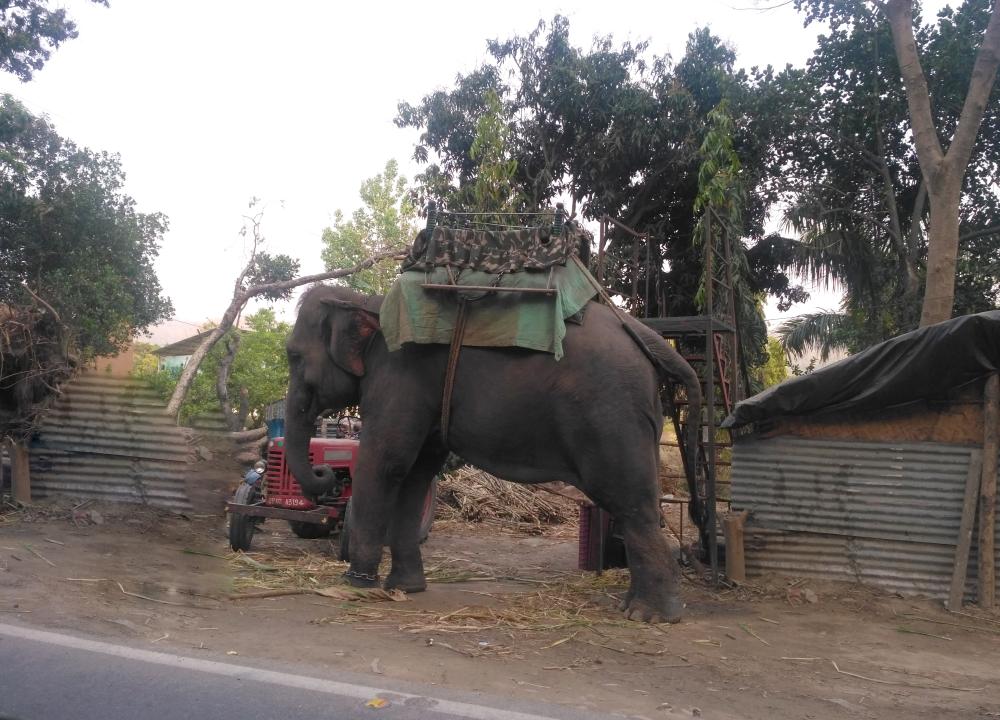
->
380;262;596;361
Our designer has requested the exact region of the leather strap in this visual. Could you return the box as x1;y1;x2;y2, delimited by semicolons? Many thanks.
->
440;297;469;446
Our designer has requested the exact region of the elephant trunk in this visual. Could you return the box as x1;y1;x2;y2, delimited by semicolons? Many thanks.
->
283;392;337;500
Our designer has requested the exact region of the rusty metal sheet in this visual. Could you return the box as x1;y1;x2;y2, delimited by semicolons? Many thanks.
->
28;372;195;512
732;436;1000;601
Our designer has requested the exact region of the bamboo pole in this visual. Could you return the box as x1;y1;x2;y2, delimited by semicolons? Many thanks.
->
979;373;998;609
948;449;982;611
8;439;31;504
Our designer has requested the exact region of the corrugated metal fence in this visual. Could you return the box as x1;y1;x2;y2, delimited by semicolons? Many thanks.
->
29;371;195;512
732;436;999;601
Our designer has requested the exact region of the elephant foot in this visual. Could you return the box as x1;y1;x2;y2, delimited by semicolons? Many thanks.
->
620;594;683;624
343;568;380;588
384;569;427;594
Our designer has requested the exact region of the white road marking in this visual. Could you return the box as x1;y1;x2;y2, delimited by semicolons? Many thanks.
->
0;622;563;720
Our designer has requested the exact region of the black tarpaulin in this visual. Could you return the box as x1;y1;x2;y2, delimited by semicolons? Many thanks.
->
723;310;1000;428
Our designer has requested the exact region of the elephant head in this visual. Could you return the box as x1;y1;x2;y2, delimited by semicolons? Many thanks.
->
284;285;382;499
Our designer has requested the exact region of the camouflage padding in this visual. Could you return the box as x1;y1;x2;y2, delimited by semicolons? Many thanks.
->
400;224;591;273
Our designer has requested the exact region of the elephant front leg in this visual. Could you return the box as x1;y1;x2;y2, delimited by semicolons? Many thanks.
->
384;445;447;593
343;452;409;589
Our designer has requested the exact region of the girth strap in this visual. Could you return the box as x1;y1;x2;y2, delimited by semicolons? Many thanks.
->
440;297;470;446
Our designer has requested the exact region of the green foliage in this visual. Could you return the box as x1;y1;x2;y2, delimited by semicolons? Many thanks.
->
246;252;300;301
130;342;159;377
0;0;106;81
466;89;524;225
776;309;862;360
0;94;172;358
320;159;416;295
137;309;291;427
755;338;789;389
396;17;807;322
693;100;769;387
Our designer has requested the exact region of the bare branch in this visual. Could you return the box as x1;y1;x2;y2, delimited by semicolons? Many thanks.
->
241;249;407;300
164;247;407;420
946;0;1000;176
20;283;61;324
882;0;945;175
959;224;1000;243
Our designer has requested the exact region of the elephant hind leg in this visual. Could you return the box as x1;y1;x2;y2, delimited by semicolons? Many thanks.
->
383;444;448;593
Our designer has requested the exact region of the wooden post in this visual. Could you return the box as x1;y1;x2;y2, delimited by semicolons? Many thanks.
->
979;373;999;609
948;449;983;611
8;439;31;505
722;510;749;583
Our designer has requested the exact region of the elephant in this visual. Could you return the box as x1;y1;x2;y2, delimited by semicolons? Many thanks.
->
284;284;702;623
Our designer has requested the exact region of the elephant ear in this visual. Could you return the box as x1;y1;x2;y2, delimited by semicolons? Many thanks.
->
322;296;381;377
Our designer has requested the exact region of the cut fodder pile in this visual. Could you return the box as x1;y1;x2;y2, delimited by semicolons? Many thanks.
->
317;569;641;639
436;467;579;531
229;549;349;592
225;550;643;636
227;549;497;595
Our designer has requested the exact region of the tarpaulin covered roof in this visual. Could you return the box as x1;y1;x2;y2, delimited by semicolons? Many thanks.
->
723;310;1000;428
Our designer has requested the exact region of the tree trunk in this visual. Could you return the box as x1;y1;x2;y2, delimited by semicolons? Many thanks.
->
7;439;31;504
920;185;962;326
216;333;242;431
166;323;231;419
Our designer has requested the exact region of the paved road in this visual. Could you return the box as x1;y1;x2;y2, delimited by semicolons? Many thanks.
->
0;623;610;720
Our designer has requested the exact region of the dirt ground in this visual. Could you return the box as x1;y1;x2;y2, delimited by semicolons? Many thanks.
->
2;499;1000;720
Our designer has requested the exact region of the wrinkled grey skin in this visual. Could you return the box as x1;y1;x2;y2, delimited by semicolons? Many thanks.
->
285;285;702;623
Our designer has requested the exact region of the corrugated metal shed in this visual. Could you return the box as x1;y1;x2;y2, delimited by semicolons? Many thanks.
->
732;436;999;601
29;371;196;512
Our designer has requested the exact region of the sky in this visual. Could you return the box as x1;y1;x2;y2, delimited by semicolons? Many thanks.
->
0;0;906;340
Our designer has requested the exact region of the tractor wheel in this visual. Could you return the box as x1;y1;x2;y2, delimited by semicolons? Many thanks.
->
338;499;352;562
418;475;438;544
288;520;333;539
228;483;260;552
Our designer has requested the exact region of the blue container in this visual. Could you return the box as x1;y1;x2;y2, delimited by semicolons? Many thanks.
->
265;418;285;440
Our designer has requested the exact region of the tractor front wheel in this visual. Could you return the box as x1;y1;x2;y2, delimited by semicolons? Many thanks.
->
338;499;352;562
228;483;260;552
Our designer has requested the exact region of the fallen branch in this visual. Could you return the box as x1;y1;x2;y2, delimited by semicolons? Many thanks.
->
116;581;188;607
426;638;476;657
896;626;952;641
831;661;983;691
738;622;771;646
900;613;1000;636
23;543;55;567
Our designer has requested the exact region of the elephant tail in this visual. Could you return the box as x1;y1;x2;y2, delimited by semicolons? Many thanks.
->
619;317;702;506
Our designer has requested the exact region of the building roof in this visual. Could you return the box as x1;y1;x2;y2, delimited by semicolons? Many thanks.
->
724;310;1000;428
152;329;217;357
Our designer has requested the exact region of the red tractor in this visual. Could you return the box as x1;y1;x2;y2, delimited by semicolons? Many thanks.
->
226;430;436;559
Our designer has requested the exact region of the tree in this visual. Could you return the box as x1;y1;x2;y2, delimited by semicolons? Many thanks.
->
884;0;1000;325
0;95;172;356
396;18;806;376
1;95;171;500
320;160;417;296
0;0;106;81
793;0;1000;326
